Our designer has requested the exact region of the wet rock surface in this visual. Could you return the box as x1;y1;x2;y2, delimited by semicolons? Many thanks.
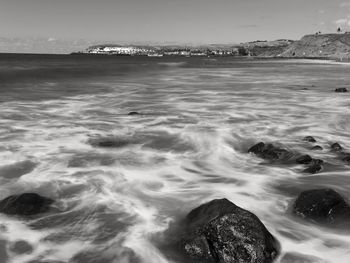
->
176;198;280;263
293;189;350;225
0;193;54;216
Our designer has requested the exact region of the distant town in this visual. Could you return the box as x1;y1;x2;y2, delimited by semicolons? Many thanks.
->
77;45;246;57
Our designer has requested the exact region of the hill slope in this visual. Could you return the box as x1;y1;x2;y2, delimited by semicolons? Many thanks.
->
281;33;350;58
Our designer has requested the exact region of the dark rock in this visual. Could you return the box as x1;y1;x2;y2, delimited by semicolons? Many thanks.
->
331;143;342;151
311;145;323;150
303;164;323;174
311;159;324;165
342;154;350;163
0;193;54;216
179;198;280;263
248;142;291;161
248;142;265;155
335;88;348;93
303;136;316;143
89;137;130;148
128;111;140;116
293;189;350;225
296;155;313;164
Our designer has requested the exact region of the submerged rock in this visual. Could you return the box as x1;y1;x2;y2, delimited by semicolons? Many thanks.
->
178;198;280;263
248;142;291;161
293;189;350;225
334;88;348;93
311;159;324;165
296;155;313;164
342;154;350;163
311;145;323;151
0;160;37;179
303;136;316;143
9;240;33;254
331;143;342;151
128;111;140;116
89;137;131;148
303;164;323;174
0;193;54;216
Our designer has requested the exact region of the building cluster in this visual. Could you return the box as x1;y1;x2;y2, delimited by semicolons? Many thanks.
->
84;46;240;57
86;46;151;55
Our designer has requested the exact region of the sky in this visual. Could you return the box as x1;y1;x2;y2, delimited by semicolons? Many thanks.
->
1;0;350;53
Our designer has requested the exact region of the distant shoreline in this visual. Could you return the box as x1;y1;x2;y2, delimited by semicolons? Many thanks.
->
0;52;349;64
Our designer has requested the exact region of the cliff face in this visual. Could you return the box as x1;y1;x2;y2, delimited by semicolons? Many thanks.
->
281;33;350;58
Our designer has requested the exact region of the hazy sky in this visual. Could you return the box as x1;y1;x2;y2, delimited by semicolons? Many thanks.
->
1;0;350;52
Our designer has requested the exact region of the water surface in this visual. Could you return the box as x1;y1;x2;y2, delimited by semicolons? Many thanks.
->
0;54;350;263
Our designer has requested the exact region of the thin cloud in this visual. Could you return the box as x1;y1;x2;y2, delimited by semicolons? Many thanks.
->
239;24;259;28
334;18;350;28
340;2;350;8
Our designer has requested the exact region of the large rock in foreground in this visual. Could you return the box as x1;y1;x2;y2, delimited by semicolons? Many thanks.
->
293;189;350;225
179;198;280;263
0;193;54;216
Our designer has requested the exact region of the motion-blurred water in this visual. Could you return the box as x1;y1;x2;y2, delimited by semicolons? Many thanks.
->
0;54;350;263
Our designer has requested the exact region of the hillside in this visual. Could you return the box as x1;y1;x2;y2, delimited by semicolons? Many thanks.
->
281;33;350;59
242;39;294;57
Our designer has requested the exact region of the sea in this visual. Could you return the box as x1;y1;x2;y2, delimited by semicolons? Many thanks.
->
0;54;350;263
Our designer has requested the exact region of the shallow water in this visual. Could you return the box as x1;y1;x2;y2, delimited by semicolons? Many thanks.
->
0;54;350;263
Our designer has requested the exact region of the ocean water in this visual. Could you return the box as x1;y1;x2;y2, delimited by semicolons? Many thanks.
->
0;54;350;263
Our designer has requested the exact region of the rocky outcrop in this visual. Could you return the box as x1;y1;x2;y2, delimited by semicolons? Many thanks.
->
293;189;350;225
0;193;54;216
178;198;280;263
